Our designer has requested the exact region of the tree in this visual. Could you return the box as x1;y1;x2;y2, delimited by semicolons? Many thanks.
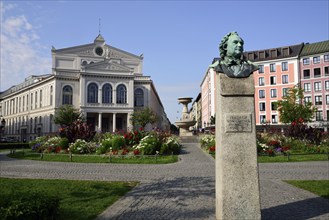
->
54;105;84;126
130;107;158;128
277;85;317;124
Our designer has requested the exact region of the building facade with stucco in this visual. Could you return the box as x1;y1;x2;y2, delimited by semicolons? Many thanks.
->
0;35;170;141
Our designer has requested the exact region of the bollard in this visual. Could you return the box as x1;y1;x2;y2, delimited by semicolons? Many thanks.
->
109;154;111;163
70;152;72;162
287;153;290;161
41;153;44;160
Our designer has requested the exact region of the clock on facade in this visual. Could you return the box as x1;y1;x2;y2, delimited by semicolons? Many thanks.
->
95;47;103;56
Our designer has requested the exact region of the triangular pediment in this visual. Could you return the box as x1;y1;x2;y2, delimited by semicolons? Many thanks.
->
84;60;132;72
54;44;142;60
55;44;98;56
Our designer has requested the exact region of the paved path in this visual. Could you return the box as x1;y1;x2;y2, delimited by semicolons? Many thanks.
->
0;143;328;220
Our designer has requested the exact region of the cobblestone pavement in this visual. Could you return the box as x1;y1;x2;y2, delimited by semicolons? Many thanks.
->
1;143;328;220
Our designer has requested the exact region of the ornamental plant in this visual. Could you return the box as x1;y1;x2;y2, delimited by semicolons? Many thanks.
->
133;134;161;155
160;136;182;155
69;139;97;154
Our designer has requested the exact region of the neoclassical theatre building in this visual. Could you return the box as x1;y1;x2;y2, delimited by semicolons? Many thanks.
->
0;34;170;141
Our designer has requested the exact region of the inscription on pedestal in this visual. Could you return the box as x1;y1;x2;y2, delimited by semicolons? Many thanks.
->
225;114;252;133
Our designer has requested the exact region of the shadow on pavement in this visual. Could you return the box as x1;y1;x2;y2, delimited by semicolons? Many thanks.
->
262;197;329;220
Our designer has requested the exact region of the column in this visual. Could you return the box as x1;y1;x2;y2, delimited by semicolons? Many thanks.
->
127;112;133;131
98;113;102;132
112;113;116;132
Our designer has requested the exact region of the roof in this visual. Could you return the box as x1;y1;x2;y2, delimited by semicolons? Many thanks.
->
244;43;304;62
300;40;329;56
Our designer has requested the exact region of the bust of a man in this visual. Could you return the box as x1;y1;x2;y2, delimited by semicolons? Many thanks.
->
210;32;258;78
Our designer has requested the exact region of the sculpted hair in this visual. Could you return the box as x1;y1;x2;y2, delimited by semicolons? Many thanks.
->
219;32;244;60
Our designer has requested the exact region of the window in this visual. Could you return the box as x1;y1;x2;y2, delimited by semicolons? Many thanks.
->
272;115;278;124
325;66;329;76
314;68;321;77
63;85;73;105
303;69;310;79
315;96;322;105
39;90;42;108
315;111;323;121
116;84;127;104
102;84;112;103
134;88;144;107
259;102;266;111
271;89;277;98
303;83;311;92
325;54;329;62
50;86;53;106
282;75;288;84
258;77;265;86
314;82;322;91
258;65;264;73
282;88;289;97
304;96;311;104
260;115;266;124
270;63;276;72
271;102;278;111
326;81;329;90
270;76;276;85
282;62;288;71
87;83;98;103
259;90;265;99
303;58;310;65
313;56;320;64
326;95;329;105
35;91;38;109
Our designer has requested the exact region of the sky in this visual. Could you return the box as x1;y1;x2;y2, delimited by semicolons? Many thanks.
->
1;0;328;123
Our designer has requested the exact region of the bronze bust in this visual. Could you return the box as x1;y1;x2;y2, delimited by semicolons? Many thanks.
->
211;32;258;78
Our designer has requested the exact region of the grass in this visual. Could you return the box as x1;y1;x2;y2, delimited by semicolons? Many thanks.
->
0;177;137;220
7;150;179;164
285;180;329;199
258;154;329;163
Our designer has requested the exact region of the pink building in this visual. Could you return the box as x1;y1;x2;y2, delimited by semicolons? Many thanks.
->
247;44;304;125
299;41;329;127
200;64;216;128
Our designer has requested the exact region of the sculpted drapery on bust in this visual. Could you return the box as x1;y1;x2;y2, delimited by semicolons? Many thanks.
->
210;32;258;78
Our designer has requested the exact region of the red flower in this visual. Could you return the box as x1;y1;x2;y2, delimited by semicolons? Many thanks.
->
139;127;144;131
209;146;215;152
133;149;140;155
291;121;297;126
298;118;304;123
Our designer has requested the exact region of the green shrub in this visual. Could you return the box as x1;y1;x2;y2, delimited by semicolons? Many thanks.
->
111;135;125;151
133;135;161;155
69;139;97;154
0;191;59;220
96;139;112;154
0;143;29;150
160;136;181;155
59;137;69;149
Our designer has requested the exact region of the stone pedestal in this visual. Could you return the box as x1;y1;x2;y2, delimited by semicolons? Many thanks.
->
215;74;261;220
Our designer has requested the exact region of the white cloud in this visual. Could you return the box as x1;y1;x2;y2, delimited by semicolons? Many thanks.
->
0;2;51;91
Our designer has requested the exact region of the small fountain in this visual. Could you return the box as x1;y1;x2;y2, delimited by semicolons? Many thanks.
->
175;97;196;136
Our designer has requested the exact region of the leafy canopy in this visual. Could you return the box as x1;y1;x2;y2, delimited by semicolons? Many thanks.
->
53;105;84;126
130;107;157;128
277;85;317;124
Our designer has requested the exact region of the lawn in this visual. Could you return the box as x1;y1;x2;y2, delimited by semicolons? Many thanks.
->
258;154;329;163
285;180;329;199
7;150;178;164
0;178;137;220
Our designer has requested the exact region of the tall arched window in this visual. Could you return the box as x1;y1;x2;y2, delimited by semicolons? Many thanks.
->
102;84;112;103
116;84;127;104
134;88;144;107
50;86;53;106
62;85;73;105
87;83;98;103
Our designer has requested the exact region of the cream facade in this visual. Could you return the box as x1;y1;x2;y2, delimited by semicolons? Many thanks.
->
0;35;170;141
